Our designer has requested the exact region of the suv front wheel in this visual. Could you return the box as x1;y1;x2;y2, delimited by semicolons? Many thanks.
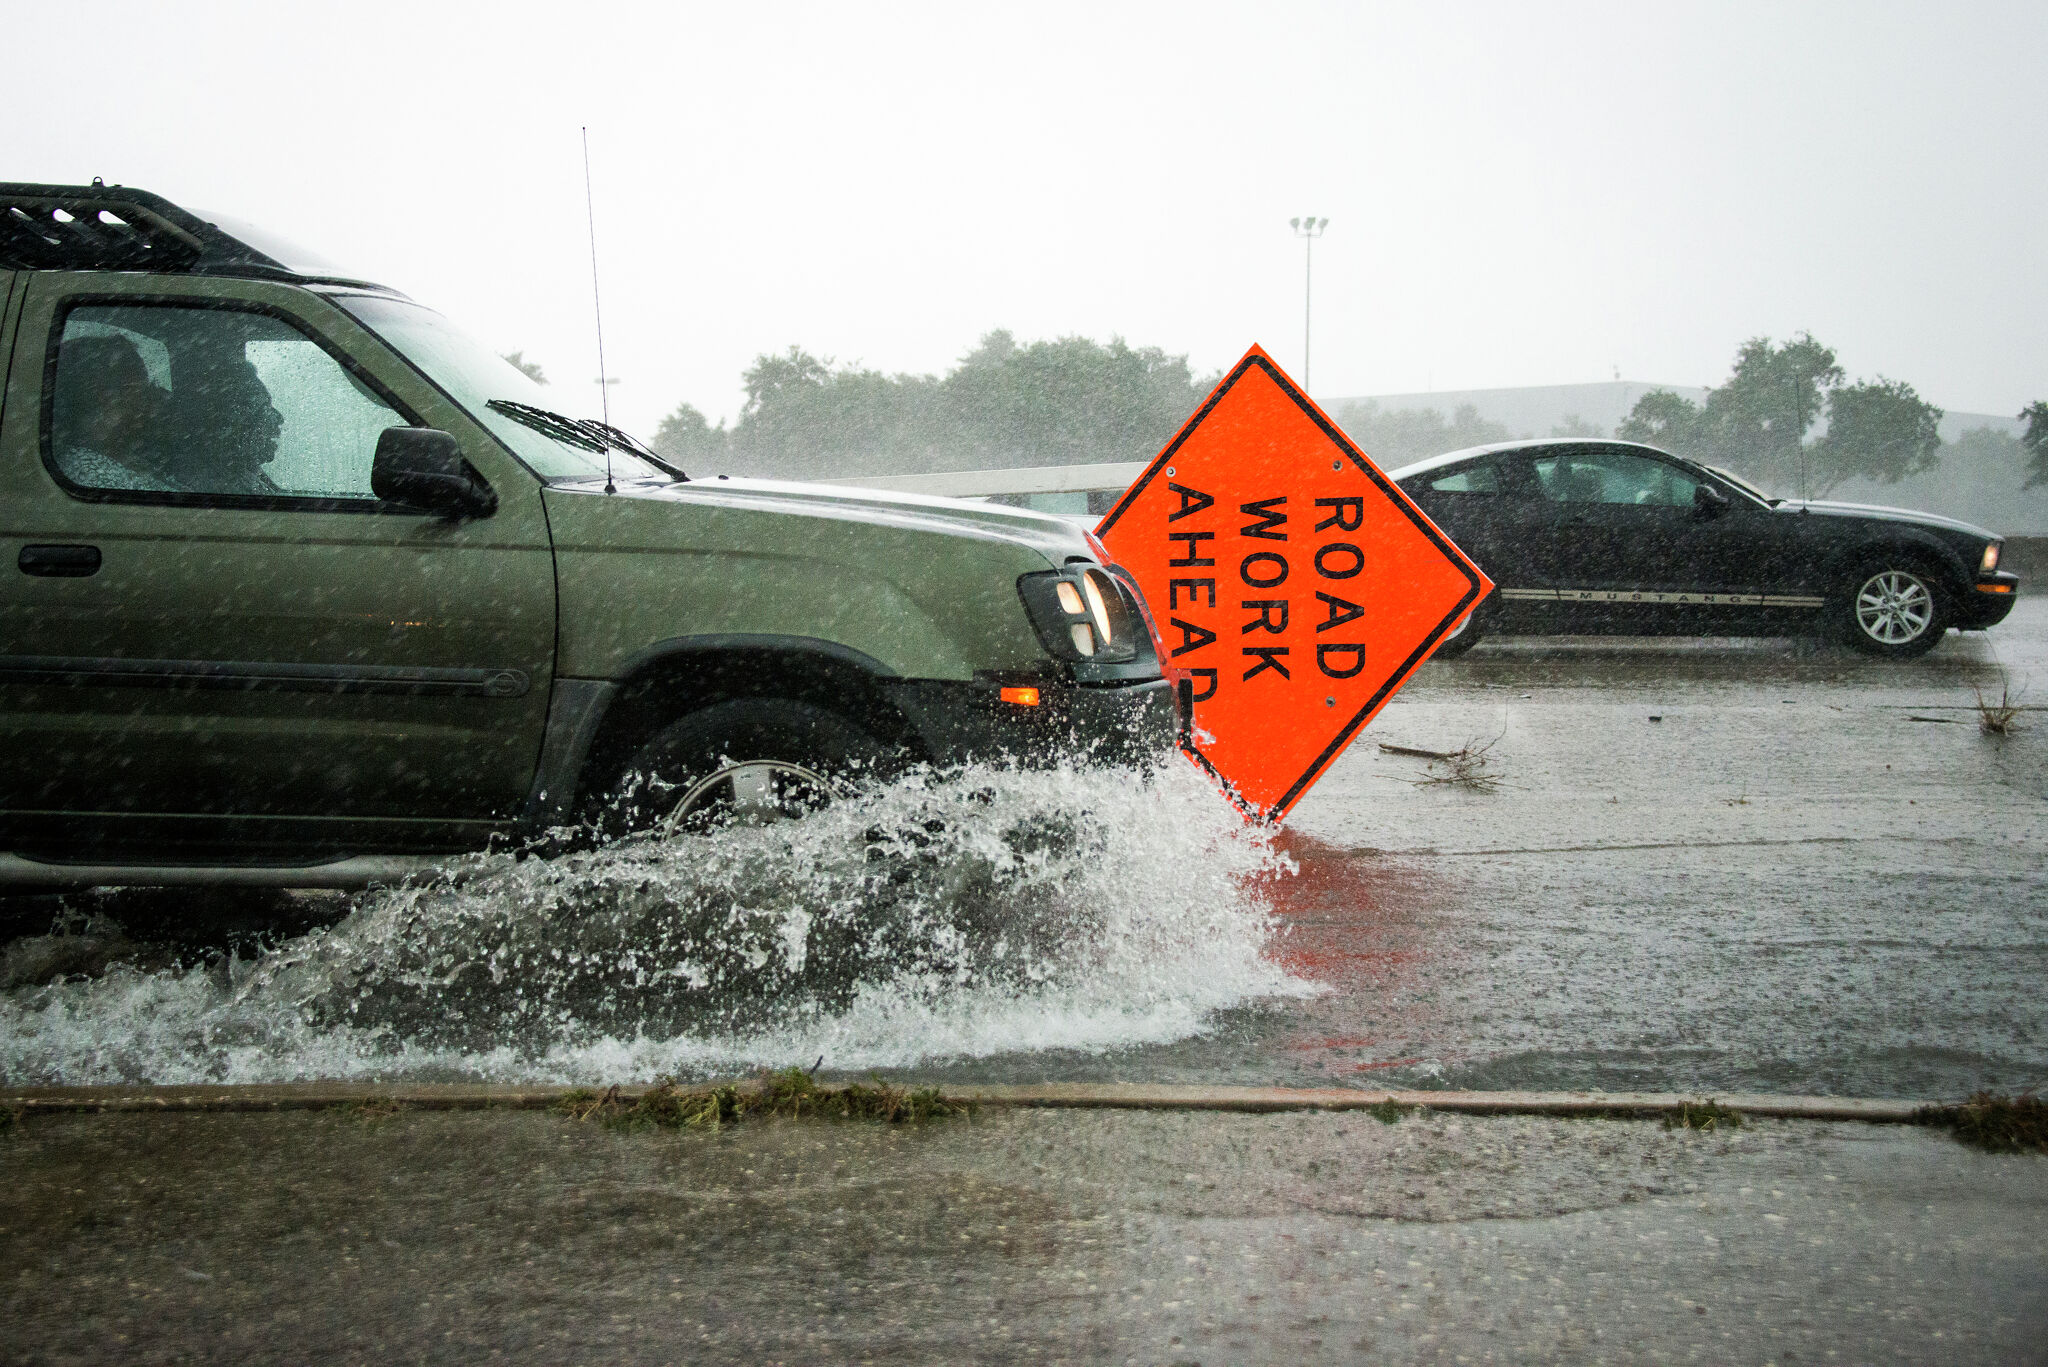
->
596;699;889;838
1840;562;1948;658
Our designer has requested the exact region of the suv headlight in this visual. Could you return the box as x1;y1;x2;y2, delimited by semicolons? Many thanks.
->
1982;542;2001;574
1019;567;1140;663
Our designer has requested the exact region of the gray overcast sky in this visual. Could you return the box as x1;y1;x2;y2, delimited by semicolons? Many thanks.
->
15;1;2045;438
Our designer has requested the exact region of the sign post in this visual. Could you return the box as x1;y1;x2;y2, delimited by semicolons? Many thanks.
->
1097;346;1492;822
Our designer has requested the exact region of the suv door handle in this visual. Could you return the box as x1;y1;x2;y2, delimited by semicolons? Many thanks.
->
18;544;102;577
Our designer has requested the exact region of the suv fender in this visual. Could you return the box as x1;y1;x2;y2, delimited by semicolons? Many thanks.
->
520;634;916;829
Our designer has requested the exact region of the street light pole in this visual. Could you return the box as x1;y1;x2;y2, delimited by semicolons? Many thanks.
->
1290;216;1328;390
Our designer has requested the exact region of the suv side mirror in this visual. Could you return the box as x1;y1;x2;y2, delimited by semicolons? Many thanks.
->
372;427;497;519
1693;482;1732;519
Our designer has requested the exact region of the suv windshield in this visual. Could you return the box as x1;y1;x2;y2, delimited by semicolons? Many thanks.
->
335;294;670;483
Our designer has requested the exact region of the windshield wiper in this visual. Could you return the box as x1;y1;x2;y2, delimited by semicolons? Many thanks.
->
486;399;603;452
485;400;687;480
580;417;684;477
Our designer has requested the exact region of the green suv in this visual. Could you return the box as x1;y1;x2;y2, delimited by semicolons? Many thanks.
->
0;183;1173;887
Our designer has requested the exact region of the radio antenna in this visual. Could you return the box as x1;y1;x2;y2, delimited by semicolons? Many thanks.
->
581;126;615;495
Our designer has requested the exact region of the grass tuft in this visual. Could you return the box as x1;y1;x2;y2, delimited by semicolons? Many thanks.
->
839;1078;972;1123
1365;1098;1411;1125
554;1086;604;1120
759;1066;821;1115
344;1096;403;1123
1917;1092;2048;1154
1974;680;2024;736
554;1070;973;1133
1664;1100;1743;1132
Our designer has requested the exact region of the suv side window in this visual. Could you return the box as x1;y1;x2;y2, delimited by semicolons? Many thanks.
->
1531;449;1702;507
47;303;407;501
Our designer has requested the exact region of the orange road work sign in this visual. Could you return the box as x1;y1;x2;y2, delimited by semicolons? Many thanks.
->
1097;346;1492;822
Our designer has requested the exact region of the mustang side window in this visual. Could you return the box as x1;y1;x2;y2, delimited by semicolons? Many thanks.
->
1533;451;1702;507
1428;461;1501;493
49;304;404;501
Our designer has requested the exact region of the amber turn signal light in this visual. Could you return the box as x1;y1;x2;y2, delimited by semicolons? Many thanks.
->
999;686;1042;706
1975;583;2013;594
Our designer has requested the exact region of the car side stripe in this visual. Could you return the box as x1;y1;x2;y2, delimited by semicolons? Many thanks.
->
1496;587;1824;608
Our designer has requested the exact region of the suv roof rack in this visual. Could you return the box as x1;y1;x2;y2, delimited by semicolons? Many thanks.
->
0;181;342;281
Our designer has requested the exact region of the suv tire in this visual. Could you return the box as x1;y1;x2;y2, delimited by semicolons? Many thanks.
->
1839;560;1948;658
596;698;890;838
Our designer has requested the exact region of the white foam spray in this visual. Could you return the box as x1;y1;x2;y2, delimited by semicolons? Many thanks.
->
0;761;1308;1085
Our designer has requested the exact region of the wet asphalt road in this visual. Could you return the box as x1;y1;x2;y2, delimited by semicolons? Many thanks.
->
4;613;2045;1365
3;1106;2043;1366
916;601;2048;1100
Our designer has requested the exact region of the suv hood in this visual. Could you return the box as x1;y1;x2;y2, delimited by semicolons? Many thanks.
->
549;474;1094;563
1776;499;1998;541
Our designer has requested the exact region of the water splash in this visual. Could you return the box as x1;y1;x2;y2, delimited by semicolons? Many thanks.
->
0;761;1307;1085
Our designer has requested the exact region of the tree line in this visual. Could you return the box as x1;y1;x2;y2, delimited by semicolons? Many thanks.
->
509;336;2046;493
639;336;1635;478
1618;333;2046;500
646;331;1213;480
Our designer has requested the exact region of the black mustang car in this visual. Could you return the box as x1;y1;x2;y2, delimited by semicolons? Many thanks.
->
1392;440;2019;658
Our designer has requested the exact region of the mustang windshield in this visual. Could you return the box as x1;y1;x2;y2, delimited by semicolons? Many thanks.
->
337;294;673;483
1706;464;1778;506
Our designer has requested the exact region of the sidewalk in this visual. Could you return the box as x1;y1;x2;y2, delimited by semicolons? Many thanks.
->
3;1104;2041;1364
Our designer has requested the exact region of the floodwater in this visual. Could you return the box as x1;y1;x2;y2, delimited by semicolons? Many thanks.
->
3;602;2044;1099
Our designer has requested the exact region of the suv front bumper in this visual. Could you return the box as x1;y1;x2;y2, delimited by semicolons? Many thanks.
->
884;677;1179;770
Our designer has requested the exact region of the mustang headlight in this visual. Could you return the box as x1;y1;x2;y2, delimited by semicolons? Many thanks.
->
1018;568;1139;663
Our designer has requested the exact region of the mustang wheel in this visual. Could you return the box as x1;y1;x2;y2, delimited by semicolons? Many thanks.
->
598;699;889;838
1431;610;1483;659
1842;564;1946;658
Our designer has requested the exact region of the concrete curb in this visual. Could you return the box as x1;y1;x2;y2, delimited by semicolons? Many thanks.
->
0;1081;1930;1124
957;1084;1928;1123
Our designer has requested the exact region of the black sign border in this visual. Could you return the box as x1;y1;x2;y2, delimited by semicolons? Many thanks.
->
1097;348;1489;822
